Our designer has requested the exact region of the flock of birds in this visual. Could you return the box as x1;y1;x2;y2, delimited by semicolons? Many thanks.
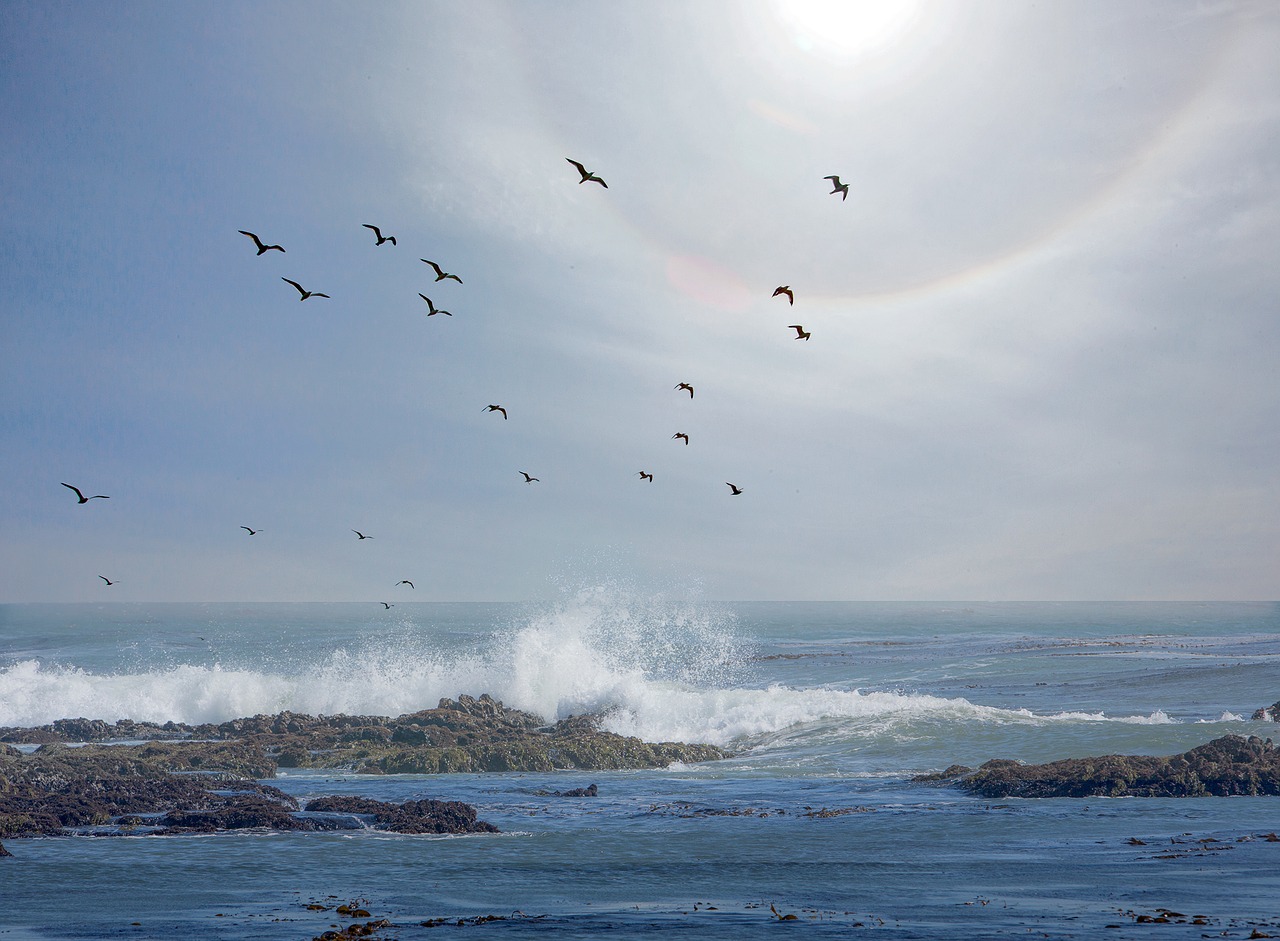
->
67;159;849;600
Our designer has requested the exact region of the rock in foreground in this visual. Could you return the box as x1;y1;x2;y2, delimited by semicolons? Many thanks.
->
915;735;1280;798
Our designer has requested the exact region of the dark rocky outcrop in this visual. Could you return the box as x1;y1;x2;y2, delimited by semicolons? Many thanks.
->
1;694;725;839
0;694;727;773
303;795;499;834
1252;701;1280;722
915;735;1280;798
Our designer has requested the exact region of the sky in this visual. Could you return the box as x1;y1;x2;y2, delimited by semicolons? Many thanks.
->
1;0;1277;603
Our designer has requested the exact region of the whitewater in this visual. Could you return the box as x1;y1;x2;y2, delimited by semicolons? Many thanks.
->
2;597;1278;939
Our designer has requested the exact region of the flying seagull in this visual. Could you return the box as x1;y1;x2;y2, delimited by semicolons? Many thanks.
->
61;483;109;504
418;294;451;316
396;580;415;589
484;405;508;420
824;175;849;200
675;382;694;399
638;471;654;482
238;230;284;254
380;602;393;609
99;575;116;586
240;526;259;536
520;472;539;483
773;285;794;305
421;259;462;283
726;482;743;495
362;224;396;246
352;530;373;540
566;158;607;188
282;278;330;300
672;432;689;445
788;324;811;340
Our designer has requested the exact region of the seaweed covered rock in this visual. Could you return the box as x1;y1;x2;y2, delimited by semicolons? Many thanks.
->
304;795;499;834
916;735;1280;798
0;694;727;774
1252;701;1280;722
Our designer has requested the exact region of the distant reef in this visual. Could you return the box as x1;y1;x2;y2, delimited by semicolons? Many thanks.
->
914;734;1280;798
0;695;725;841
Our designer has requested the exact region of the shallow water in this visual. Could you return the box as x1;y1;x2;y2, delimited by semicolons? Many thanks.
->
2;597;1278;939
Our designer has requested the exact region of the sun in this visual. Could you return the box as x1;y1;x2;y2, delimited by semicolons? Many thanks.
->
771;0;922;60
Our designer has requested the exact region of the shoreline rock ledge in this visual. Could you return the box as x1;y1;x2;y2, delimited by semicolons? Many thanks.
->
914;734;1280;798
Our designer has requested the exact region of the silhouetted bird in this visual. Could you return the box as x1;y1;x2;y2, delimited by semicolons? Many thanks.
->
484;405;508;420
638;471;654;481
239;230;284;254
362;224;396;246
773;285;794;305
520;472;539;483
396;580;415;589
824;175;849;200
421;259;462;283
282;278;329;300
99;575;116;586
726;482;743;495
566;158;607;188
675;382;694;399
240;526;259;536
380;602;393;609
788;324;811;340
418;294;451;316
352;530;373;540
61;483;108;503
673;432;689;445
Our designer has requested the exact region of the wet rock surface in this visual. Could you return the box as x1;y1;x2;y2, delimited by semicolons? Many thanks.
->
0;693;727;773
1;694;724;839
915;734;1280;798
1252;701;1280;721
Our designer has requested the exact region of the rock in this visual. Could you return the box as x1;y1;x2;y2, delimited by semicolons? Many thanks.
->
0;840;12;857
915;735;1280;798
303;796;498;834
2;696;727;776
555;783;598;797
1251;701;1280;721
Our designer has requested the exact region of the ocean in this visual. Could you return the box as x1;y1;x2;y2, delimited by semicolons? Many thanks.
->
1;595;1278;939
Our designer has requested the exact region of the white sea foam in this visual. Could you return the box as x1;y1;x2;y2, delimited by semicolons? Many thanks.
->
0;591;1202;742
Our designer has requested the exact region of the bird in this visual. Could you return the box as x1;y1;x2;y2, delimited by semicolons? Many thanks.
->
61;483;109;503
773;285;794;305
238;230;284;254
638;471;653;482
672;432;689;445
566;158;607;188
239;526;259;536
282;278;329;300
675;382;694;399
726;482;743;495
824;175;849;200
421;259;462;283
352;530;373;540
520;472;539;483
99;575;116;586
788;324;811;340
418;294;451;316
362;224;396;246
484;405;508;420
396;580;415;589
380;602;393;609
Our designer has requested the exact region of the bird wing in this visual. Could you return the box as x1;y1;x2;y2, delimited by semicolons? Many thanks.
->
282;278;305;295
363;224;381;237
61;482;85;499
312;292;331;298
566;158;588;177
422;259;443;276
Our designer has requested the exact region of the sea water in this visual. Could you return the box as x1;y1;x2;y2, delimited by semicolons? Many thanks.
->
1;596;1278;939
